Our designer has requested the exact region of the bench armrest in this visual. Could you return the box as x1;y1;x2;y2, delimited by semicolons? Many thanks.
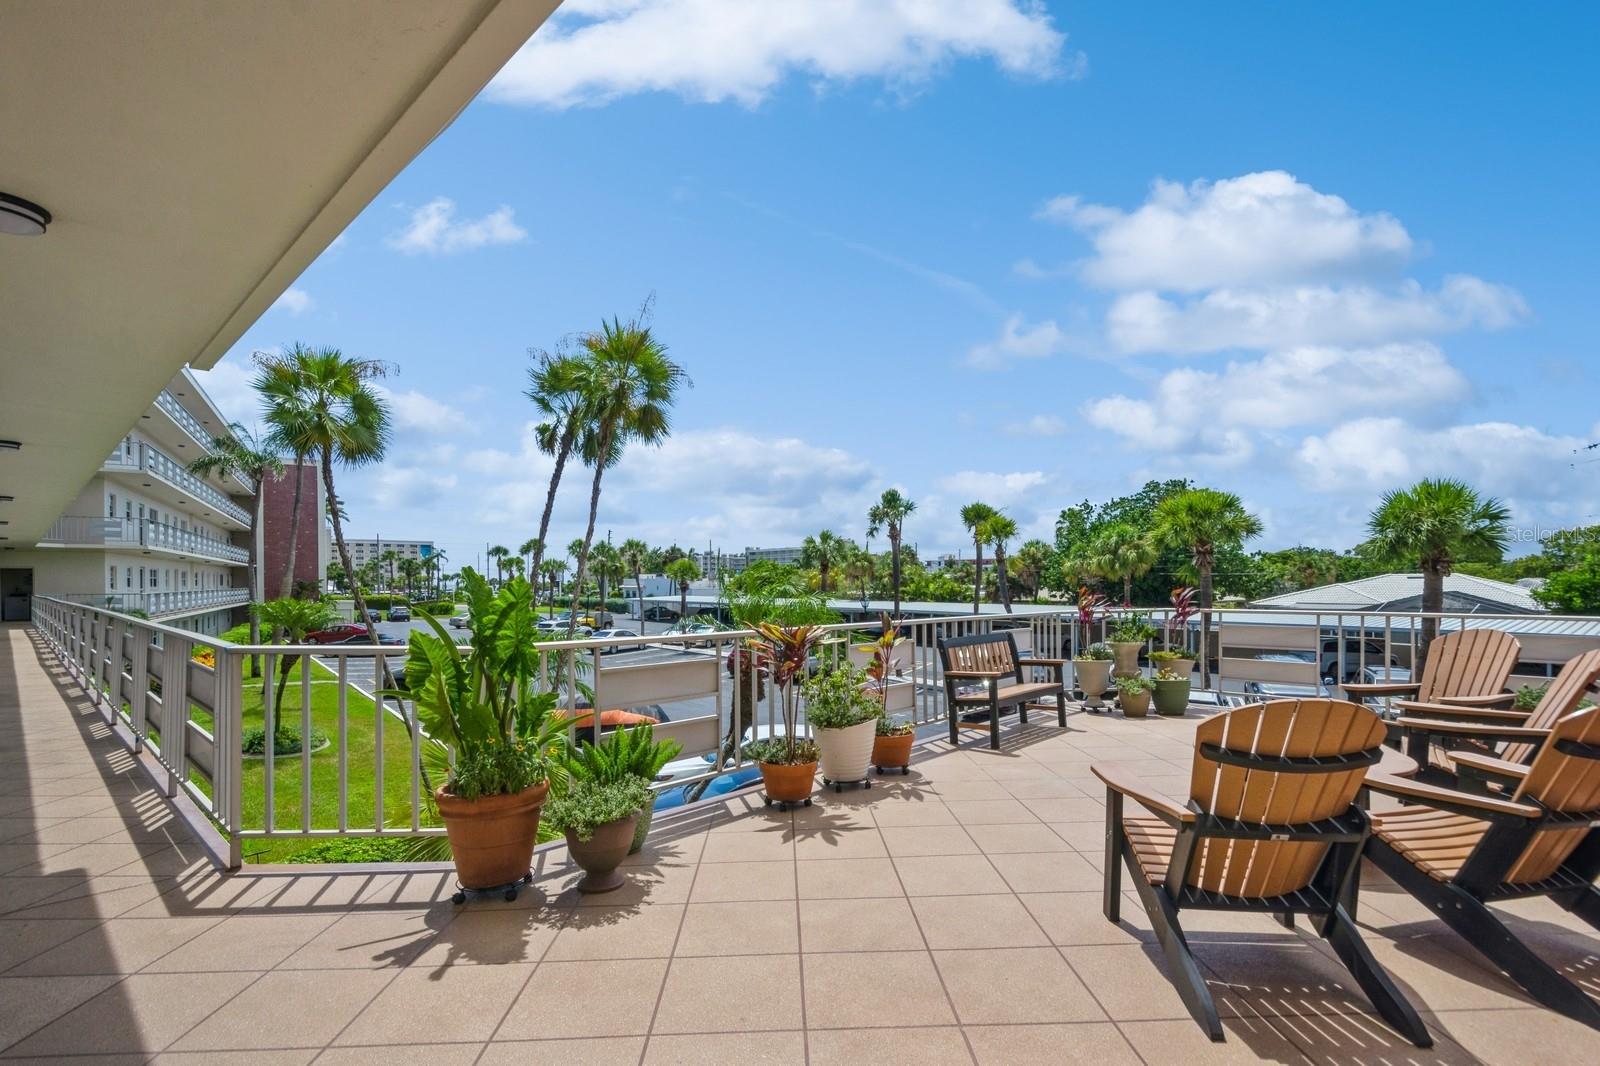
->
1393;700;1528;723
1093;762;1194;826
1436;692;1518;709
1022;657;1068;666
945;669;1007;679
1342;682;1421;698
1450;751;1531;782
1392;717;1552;741
1365;772;1541;819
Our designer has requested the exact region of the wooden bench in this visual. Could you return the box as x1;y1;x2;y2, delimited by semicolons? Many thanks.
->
937;631;1067;750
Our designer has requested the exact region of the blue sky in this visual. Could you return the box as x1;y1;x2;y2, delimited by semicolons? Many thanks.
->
197;1;1600;571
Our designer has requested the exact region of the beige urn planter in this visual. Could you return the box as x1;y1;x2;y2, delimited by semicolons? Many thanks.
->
1074;659;1114;708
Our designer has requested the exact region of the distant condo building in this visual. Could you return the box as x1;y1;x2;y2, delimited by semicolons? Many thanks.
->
1;370;255;636
346;538;435;566
694;545;804;578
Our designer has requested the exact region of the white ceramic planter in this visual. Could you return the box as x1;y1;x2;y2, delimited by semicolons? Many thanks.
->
816;719;876;784
1074;659;1113;705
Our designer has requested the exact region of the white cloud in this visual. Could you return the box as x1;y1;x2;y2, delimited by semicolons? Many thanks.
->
488;0;1075;109
365;465;460;510
386;198;527;255
936;470;1049;508
374;386;471;435
190;360;259;426
965;314;1073;368
1083;343;1471;459
1295;418;1587;502
270;287;314;315
1003;414;1066;437
1107;275;1527;354
1045;171;1414;292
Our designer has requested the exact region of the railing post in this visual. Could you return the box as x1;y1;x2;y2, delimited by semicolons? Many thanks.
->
130;619;149;752
161;633;188;798
224;649;243;868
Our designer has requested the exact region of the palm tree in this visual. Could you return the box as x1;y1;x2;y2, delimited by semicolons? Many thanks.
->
397;557;422;599
981;513;1019;612
1151;488;1263;688
376;549;397;591
486;545;510;585
426;548;448;599
619;538;652;622
565;315;688;634
867;489;916;618
1367;478;1511;671
540;559;567;612
254;342;326;599
590;541;625;607
518;537;541;577
1013;539;1054;601
960;502;998;614
525;350;592;579
665;557;700;621
1088;522;1159;606
252;597;339;749
800;530;848;593
186;423;282;677
840;544;876;603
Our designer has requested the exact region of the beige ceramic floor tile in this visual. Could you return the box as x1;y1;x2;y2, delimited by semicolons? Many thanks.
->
944;799;1043;825
0;973;122;1050
335;963;534;1045
869;798;959;827
644;1030;806;1064
1116;1017;1313;1064
880;825;979;858
143;912;340;972
675;900;798;956
651;954;803;1033
1018;891;1148;946
496;958;668;1040
933;947;1105;1024
808;1026;972;1065
892;855;1009;896
11;970;258;1056
275;909;447;970
987;850;1100;894
792;825;888;861
172;969;395;1050
314;1045;483;1066
971;823;1074;854
404;908;562;969
911;894;1051;949
800;896;925;953
543;903;685;961
1061;943;1199;1021
688;860;794;903
149;1052;318;1065
802;950;956;1029
479;1036;646;1065
795;857;905;900
965;1022;1142;1065
0;915;103;971
12;915;222;975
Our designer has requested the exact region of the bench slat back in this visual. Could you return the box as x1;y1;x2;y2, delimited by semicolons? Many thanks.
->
938;632;1020;682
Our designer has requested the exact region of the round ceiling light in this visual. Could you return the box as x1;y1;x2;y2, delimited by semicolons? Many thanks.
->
0;192;51;236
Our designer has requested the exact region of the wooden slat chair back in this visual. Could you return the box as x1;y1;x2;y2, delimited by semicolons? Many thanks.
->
1501;649;1600;766
1416;628;1520;702
1095;699;1429;1046
936;631;1068;750
1365;704;1600;1029
943;637;1017;678
1185;699;1388;899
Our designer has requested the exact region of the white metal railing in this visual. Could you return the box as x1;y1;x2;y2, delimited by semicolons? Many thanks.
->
26;595;1600;869
154;389;215;450
41;514;248;564
52;587;250;617
102;440;251;526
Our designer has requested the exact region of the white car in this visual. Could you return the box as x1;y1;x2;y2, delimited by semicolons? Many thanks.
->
447;614;470;629
591;629;640;653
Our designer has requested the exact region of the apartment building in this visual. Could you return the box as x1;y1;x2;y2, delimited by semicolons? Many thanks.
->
692;544;804;578
345;538;434;567
0;370;254;636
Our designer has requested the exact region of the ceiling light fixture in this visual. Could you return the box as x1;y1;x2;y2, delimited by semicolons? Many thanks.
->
0;192;50;236
0;495;12;502
0;441;20;450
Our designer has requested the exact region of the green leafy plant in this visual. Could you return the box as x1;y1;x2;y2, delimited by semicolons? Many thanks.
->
1109;612;1158;643
1154;667;1183;682
1075;642;1114;661
545;778;651;842
1513;684;1545;711
1148;649;1189;663
1115;675;1155;695
567;723;682;785
876;716;915;737
746;622;826;764
382;569;572;802
242;726;329;757
742;737;820;764
801;664;882;730
861;613;903;715
251;597;340;748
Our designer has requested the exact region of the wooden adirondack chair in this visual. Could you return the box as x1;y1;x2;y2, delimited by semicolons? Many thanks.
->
1389;649;1600;788
1095;698;1430;1046
1365;704;1600;1029
1343;627;1520;713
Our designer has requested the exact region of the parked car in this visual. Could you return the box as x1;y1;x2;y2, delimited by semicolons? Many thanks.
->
1242;679;1331;701
387;605;411;622
447;613;470;629
591;628;640;652
306;623;406;647
365;608;380;624
1318;638;1399;682
575;611;614;629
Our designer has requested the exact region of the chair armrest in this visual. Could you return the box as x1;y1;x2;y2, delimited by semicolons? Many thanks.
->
1436;692;1517;709
1093;762;1194;826
1342;682;1422;698
1393;700;1528;722
1450;751;1531;782
1021;657;1069;666
945;670;1006;679
1391;717;1552;741
1365;772;1542;819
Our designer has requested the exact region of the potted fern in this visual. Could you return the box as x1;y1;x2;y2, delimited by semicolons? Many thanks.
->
566;723;683;854
802;664;882;791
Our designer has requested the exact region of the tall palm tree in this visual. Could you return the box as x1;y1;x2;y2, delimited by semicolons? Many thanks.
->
187;423;282;677
518;537;541;577
800;530;848;594
960;502;998;615
254;342;325;599
1013;539;1054;601
1151;488;1263;688
540;559;567;612
589;541;625;606
486;545;510;585
619;538;652;621
1367;478;1510;671
525;350;592;579
1088;522;1159;606
840;544;876;603
426;548;448;599
397;557;422;599
565;316;687;634
665;557;700;621
867;489;917;618
981;513;1019;612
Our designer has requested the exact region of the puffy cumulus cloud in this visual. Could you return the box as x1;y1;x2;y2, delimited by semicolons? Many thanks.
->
190;359;260;425
965;314;1073;368
1107;276;1528;354
488;0;1075;109
373;386;471;435
1294;418;1587;500
936;469;1049;507
270;287;314;315
386;198;527;255
1082;344;1471;459
364;465;460;510
1045;171;1413;292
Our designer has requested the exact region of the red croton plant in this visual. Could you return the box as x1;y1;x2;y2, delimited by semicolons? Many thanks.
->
750;622;824;764
1166;585;1198;652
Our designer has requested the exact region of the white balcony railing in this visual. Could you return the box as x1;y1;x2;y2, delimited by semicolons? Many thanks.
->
155;389;217;449
41;515;248;565
102;440;251;526
51;587;249;618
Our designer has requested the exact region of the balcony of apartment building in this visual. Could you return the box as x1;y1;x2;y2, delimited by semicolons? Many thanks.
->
38;515;249;567
102;438;251;529
141;389;253;497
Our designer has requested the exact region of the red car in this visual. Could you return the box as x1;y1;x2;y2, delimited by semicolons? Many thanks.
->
306;623;404;646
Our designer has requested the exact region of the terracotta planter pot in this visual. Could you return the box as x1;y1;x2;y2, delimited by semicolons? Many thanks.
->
1074;659;1113;705
1153;677;1192;716
1109;641;1143;680
629;802;656;855
872;731;914;774
566;812;639;894
435;780;548;891
816;719;876;785
1119;688;1152;718
757;760;816;806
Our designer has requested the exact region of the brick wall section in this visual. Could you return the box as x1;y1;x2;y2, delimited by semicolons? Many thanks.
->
260;463;321;596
